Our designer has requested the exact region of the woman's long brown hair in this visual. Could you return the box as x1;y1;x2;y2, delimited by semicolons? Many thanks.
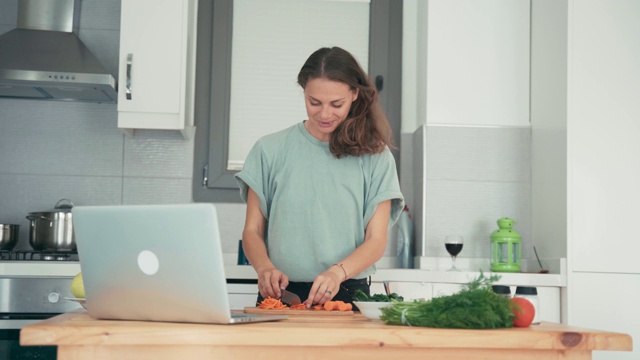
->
297;47;394;158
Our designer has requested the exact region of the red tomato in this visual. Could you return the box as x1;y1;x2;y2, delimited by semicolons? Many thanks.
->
510;297;535;327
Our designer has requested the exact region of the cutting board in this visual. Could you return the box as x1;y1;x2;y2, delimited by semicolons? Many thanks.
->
244;307;354;316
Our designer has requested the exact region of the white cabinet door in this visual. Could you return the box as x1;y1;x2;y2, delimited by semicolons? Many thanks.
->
431;283;464;298
371;281;433;301
118;0;183;113
571;273;639;360
371;282;462;301
425;0;530;127
117;0;196;136
227;283;258;310
569;0;640;273
534;286;561;324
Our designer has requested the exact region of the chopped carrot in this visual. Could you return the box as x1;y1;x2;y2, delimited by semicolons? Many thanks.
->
258;297;288;309
258;297;352;312
324;300;353;311
323;301;336;311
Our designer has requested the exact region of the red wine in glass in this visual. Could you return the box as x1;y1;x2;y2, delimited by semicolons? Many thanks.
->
444;235;464;271
445;243;463;257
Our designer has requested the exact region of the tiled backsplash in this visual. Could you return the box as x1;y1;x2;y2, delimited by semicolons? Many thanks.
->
0;99;199;250
423;125;532;262
0;0;531;264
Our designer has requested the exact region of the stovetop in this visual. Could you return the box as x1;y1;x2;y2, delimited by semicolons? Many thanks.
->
0;250;79;262
0;250;81;277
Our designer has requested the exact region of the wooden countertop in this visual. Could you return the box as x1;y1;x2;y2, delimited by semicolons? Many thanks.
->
21;310;631;360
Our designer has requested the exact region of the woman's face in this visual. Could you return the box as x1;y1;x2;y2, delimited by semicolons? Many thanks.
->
303;77;358;142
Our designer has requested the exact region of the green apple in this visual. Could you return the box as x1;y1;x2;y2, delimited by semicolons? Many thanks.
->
70;272;85;299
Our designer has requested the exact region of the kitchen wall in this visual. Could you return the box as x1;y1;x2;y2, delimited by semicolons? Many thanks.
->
0;0;531;266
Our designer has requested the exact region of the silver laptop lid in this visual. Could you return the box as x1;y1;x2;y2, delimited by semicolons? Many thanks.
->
73;203;235;324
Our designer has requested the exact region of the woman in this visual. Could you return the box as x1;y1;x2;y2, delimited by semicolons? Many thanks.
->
235;46;404;308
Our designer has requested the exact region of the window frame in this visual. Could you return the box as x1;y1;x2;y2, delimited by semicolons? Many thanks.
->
192;0;403;203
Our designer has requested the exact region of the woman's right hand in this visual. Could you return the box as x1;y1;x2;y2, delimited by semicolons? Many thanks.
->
243;188;288;298
257;267;289;299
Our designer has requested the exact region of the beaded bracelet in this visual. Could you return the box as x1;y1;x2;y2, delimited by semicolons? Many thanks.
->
333;263;348;282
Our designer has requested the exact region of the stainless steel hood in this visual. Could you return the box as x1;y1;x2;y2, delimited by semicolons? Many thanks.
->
0;0;117;103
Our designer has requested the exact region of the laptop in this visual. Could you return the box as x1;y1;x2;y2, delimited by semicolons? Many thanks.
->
72;203;287;324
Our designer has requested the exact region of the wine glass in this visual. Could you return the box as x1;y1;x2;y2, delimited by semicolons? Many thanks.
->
444;235;464;271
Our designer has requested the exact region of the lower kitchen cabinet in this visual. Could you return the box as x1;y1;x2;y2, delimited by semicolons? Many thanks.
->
432;283;464;298
536;286;561;323
371;281;433;301
227;283;258;310
571;272;639;360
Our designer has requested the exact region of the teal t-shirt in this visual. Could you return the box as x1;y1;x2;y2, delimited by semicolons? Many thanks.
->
235;121;404;281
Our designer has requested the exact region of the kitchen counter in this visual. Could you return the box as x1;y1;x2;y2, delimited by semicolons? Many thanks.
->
21;310;631;360
0;261;81;277
225;265;566;288
0;261;565;289
1;253;566;287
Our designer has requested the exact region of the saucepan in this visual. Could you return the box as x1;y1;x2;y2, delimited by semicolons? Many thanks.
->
26;199;76;252
0;224;20;250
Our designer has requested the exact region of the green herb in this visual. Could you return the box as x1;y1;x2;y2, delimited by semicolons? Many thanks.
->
379;272;514;329
353;289;404;302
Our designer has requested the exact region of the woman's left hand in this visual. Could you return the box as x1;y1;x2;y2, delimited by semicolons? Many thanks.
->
304;267;343;307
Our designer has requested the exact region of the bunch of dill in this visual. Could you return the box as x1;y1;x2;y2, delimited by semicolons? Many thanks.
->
379;272;514;329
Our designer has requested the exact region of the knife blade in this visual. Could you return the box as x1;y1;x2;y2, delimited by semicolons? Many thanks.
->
280;288;301;306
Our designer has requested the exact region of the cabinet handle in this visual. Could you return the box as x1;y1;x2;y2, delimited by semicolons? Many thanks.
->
375;75;384;92
126;53;133;100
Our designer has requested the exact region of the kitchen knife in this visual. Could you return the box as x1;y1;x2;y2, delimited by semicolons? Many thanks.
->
280;288;302;306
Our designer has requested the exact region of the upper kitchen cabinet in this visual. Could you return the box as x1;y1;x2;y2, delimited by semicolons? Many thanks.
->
117;0;197;139
424;0;530;127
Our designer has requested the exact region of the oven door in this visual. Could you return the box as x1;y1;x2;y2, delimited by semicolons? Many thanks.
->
0;315;60;359
0;314;63;330
0;276;80;359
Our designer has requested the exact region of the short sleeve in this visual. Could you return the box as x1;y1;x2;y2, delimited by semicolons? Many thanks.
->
234;141;270;220
363;150;405;229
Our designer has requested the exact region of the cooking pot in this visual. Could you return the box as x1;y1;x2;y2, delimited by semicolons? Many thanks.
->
26;199;76;252
0;224;20;250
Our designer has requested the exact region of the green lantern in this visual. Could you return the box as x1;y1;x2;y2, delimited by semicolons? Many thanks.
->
490;218;521;272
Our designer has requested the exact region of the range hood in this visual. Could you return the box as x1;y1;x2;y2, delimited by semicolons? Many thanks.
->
0;0;117;103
